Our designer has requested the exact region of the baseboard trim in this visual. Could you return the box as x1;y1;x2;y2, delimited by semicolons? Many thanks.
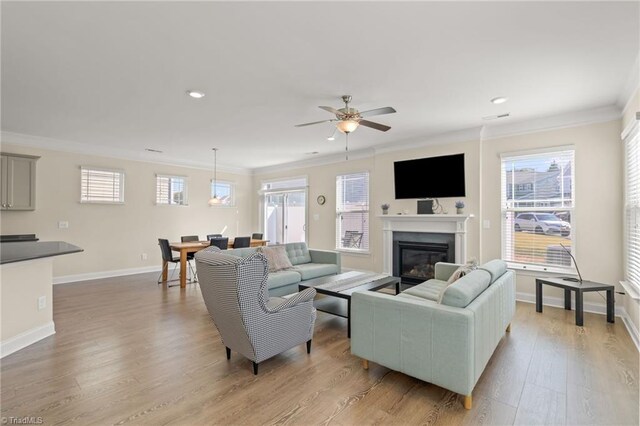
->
516;291;624;317
620;309;640;352
53;265;163;284
1;322;55;358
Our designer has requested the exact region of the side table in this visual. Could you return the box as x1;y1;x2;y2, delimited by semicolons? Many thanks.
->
535;277;614;326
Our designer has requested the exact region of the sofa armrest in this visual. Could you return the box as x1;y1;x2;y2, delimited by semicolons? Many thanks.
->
309;249;341;271
435;262;462;281
350;291;475;396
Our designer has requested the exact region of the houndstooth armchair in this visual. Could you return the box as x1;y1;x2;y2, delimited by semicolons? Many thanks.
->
195;247;317;374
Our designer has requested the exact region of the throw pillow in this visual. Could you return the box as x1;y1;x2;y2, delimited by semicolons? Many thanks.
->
438;259;479;304
257;246;293;273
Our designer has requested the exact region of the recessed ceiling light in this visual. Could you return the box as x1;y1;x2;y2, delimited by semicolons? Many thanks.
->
327;136;335;141
490;97;508;104
186;90;205;99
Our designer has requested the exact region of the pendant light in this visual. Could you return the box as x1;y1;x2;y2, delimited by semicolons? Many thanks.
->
208;148;221;205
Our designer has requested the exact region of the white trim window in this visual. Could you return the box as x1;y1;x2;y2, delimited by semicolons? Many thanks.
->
210;180;235;206
156;175;188;206
624;118;640;295
501;148;575;272
336;172;369;252
80;166;125;204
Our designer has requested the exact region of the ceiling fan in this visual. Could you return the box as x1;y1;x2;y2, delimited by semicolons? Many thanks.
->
295;95;396;134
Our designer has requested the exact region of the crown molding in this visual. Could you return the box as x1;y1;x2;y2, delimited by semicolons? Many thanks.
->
482;104;621;141
373;126;483;155
0;131;252;175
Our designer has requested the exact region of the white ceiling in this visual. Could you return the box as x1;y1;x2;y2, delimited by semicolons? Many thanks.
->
1;1;638;171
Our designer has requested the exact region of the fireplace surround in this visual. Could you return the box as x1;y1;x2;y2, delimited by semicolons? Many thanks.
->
380;214;471;283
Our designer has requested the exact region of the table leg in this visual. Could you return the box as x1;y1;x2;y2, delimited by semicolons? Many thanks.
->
347;298;351;339
535;280;543;313
564;288;572;310
606;289;615;323
180;249;187;288
162;260;168;282
575;290;584;326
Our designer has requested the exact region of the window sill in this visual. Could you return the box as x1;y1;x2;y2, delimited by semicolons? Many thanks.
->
336;249;371;256
620;280;640;300
506;261;577;277
80;201;124;205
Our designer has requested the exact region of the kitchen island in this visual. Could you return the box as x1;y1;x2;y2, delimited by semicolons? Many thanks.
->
1;241;83;357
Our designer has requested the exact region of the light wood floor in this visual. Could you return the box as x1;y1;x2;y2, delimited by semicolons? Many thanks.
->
1;273;638;425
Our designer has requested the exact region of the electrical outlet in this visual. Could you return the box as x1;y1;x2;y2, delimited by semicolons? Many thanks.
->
58;221;69;229
38;296;46;311
141;253;148;261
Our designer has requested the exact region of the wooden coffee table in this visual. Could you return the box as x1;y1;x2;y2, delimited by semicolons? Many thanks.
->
299;271;400;338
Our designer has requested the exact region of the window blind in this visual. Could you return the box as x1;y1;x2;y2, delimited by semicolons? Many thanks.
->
501;148;575;270
336;172;369;251
156;175;187;205
625;121;640;292
80;167;124;203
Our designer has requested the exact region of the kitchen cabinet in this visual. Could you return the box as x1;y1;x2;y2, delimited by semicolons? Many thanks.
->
0;153;39;211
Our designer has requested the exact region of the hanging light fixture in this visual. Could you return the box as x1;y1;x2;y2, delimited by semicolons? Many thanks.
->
208;148;221;205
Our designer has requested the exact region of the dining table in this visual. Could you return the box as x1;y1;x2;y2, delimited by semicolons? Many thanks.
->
165;239;268;288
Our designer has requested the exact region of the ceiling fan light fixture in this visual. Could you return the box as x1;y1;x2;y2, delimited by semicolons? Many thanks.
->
336;119;359;133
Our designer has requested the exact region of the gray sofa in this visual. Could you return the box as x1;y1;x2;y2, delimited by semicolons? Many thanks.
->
226;242;341;296
351;260;515;410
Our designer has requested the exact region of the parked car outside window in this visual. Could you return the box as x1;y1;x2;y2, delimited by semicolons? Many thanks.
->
514;212;571;236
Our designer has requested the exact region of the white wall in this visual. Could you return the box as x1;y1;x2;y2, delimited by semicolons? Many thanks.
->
0;143;254;279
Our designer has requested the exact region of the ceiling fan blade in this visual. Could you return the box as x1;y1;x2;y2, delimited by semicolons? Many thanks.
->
359;106;397;118
319;106;346;116
359;119;391;132
294;119;335;127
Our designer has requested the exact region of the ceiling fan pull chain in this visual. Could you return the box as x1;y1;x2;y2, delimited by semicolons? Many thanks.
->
345;132;349;161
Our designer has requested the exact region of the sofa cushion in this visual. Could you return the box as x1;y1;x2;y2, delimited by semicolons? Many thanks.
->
291;263;339;280
226;247;258;258
285;242;312;265
258;246;293;272
402;279;449;301
441;269;491;308
267;270;302;290
479;259;508;283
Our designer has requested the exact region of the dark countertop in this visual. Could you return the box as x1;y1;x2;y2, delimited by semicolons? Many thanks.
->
0;241;83;265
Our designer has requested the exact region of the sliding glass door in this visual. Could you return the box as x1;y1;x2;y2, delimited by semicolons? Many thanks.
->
264;190;306;245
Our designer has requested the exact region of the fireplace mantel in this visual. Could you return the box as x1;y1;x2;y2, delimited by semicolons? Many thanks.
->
379;214;472;275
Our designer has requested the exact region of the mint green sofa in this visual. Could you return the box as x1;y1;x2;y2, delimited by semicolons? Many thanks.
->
226;242;341;297
350;260;515;409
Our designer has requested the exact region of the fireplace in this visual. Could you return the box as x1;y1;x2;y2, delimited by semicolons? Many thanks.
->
392;232;455;285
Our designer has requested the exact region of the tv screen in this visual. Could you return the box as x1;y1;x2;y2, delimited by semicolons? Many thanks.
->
394;153;466;199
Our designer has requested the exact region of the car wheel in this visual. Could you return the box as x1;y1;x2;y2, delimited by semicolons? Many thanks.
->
561;231;570;237
535;226;544;235
515;224;521;232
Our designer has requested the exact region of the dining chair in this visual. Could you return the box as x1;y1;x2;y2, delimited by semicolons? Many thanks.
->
233;236;251;248
157;239;182;286
180;235;200;281
209;237;229;250
207;234;223;240
251;233;263;240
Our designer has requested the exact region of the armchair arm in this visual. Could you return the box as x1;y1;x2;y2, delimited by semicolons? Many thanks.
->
309;249;341;270
267;288;317;313
435;262;463;281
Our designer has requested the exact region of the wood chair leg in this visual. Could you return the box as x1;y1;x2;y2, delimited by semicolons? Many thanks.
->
463;394;472;410
506;323;511;332
362;359;369;370
225;347;231;360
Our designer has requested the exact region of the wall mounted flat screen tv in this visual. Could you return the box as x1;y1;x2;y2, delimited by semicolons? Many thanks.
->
394;153;466;199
